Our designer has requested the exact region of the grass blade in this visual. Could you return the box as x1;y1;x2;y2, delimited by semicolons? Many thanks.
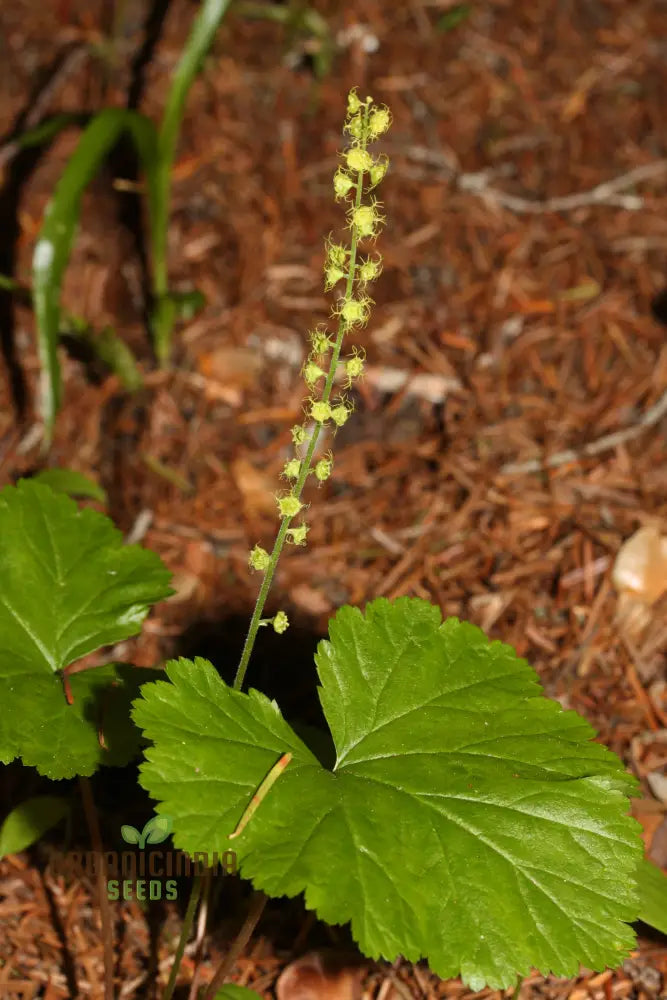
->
151;0;233;364
32;108;158;441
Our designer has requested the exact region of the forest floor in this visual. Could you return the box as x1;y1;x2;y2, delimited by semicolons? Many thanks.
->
0;1;666;998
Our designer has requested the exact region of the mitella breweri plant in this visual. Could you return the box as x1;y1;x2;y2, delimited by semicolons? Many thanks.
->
131;90;643;992
0;90;658;999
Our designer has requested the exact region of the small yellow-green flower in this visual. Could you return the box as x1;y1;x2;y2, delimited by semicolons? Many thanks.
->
347;88;363;115
282;458;301;480
276;493;303;518
248;545;270;571
303;360;326;387
346;147;374;173
345;114;365;140
310;400;332;423
345;349;365;385
368;106;392;138
326;241;348;267
324;264;346;290
291;424;308;446
350;201;384;239
357;256;382;284
369;156;389;188
340;296;372;328
314;454;333;482
333;169;354;199
287;523;309;545
309;328;332;355
331;399;353;427
272;611;289;634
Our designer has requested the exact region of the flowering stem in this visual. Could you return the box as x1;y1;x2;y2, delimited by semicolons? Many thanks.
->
233;93;389;691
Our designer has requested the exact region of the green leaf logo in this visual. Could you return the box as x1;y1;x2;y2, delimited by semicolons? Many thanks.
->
121;824;141;845
142;814;173;846
121;815;172;848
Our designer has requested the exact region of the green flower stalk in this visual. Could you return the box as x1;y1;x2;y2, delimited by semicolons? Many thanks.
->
233;89;391;691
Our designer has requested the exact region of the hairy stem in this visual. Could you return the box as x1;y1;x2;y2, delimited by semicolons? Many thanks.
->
233;154;366;692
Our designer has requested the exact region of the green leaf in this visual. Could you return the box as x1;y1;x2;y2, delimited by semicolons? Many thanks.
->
32;108;158;440
31;468;107;502
62;319;144;392
234;2;334;79
8;113;87;155
636;857;667;934
142;814;173;846
214;987;263;1000
169;289;207;322
436;4;471;31
0;479;172;778
151;0;233;363
121;824;142;845
134;597;642;991
0;795;70;857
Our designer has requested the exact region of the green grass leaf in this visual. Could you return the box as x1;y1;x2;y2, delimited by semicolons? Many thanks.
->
151;0;233;363
436;4;471;31
0;795;70;857
0;480;172;777
134;597;642;991
32;109;158;440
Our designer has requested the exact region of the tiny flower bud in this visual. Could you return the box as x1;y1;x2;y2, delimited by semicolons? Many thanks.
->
345;114;364;140
309;327;332;355
369;156;389;188
277;494;303;518
282;458;301;479
368;106;392;138
324;265;346;290
340;297;371;327
351;203;383;239
333;169;354;199
303;360;326;387
291;424;308;446
331;403;352;427
287;523;309;545
357;256;382;284
272;611;289;634
314;455;333;482
346;147;374;173
347;89;362;115
310;400;331;422
326;241;348;268
346;354;365;381
248;545;270;571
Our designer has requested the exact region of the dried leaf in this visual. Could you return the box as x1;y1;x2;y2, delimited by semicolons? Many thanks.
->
276;952;363;1000
612;526;667;604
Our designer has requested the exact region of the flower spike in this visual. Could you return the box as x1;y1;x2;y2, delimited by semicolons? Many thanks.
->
236;89;391;693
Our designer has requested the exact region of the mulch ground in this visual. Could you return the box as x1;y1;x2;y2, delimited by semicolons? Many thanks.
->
0;0;665;998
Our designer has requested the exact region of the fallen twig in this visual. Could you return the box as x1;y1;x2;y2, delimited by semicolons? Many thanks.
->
500;388;667;475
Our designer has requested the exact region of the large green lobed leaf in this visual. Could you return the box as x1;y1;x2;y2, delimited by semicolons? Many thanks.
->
0;480;171;777
133;597;642;990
